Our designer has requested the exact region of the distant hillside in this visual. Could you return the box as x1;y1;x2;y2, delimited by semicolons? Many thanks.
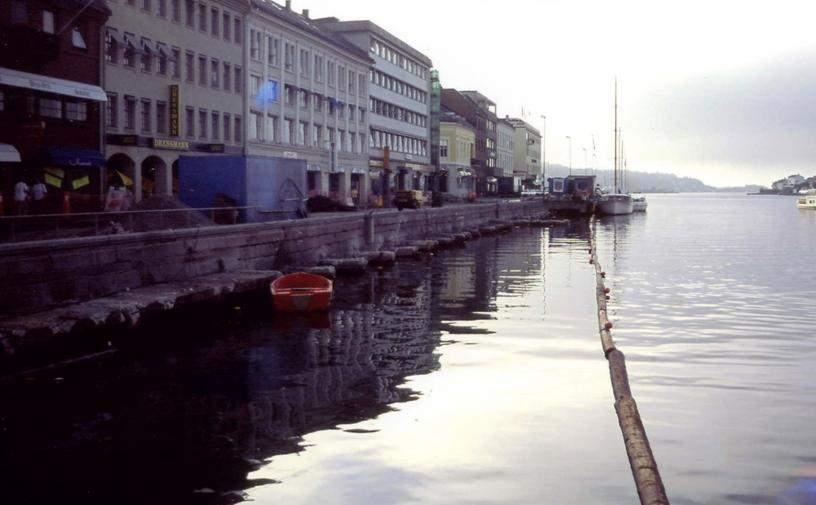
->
544;164;715;193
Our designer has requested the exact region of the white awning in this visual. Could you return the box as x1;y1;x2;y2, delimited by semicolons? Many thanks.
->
0;144;21;162
0;66;107;102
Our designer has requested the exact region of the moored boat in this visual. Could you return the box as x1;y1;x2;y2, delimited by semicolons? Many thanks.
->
270;272;333;312
796;189;816;209
598;193;634;215
632;196;648;212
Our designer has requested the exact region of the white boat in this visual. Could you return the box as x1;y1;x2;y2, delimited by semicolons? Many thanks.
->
797;189;816;209
632;196;647;212
598;193;634;215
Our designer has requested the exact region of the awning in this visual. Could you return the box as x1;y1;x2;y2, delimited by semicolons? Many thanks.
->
457;169;472;177
0;143;21;162
44;147;105;168
486;177;498;183
0;66;107;102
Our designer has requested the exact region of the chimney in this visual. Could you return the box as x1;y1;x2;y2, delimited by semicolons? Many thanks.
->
302;8;309;18
285;0;291;10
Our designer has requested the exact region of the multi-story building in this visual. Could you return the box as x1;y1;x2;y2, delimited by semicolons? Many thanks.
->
103;0;247;202
440;88;497;194
496;118;514;178
1;0;110;211
506;117;542;184
438;111;475;199
245;1;371;206
315;17;433;205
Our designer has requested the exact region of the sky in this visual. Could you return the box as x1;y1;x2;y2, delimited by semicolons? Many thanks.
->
298;0;816;187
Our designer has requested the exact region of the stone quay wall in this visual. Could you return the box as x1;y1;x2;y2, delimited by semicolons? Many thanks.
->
0;200;545;315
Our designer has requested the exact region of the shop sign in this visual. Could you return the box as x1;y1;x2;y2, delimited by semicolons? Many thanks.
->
369;159;384;168
169;85;180;137
351;167;367;174
152;138;190;150
199;143;225;153
107;134;139;146
283;151;298;159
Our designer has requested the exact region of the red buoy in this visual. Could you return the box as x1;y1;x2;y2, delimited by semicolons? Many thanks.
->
604;287;610;294
604;321;613;330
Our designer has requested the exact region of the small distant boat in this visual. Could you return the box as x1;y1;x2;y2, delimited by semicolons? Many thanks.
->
598;194;634;215
632;196;648;212
270;272;333;312
796;189;816;209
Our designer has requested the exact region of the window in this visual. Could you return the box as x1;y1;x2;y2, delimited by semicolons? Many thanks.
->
314;94;322;112
250;74;261;97
185;0;194;27
171;0;180;22
338;66;345;91
198;55;206;85
38;98;61;118
198;3;206;31
11;1;27;24
348;70;355;94
223;63;231;91
223;113;231;142
141;99;151;131
157;46;168;75
248;112;260;140
298;122;306;145
42;10;55;33
234;66;241;93
284;43;294;72
65;101;87;121
250;29;260;60
440;139;448;158
284;85;294;106
234;115;241;142
300;49;309;77
358;74;365;96
298;90;307;109
314;54;323;81
158;0;167;17
210;7;218;35
171;48;181;78
72;26;87;49
284;119;294;144
234;18;241;44
156;101;167;133
105;30;118;63
327;61;335;86
266;115;277;142
350;132;356;153
210;59;219;88
222;12;230;40
198;109;207;138
142;0;151;10
359;107;365;123
106;93;118;127
348;104;354;121
140;39;152;72
268;37;279;66
125;96;136;129
185;51;194;81
185;107;195;136
211;111;219;140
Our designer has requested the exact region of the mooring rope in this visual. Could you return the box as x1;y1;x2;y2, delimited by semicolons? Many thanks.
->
589;221;670;505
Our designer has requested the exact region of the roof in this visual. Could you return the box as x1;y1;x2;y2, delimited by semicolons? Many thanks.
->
440;109;474;130
312;18;432;67
442;88;498;121
505;117;541;136
461;90;496;107
52;0;111;15
250;1;372;63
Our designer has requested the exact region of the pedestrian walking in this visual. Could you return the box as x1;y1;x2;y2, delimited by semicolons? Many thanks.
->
14;179;29;215
31;178;48;214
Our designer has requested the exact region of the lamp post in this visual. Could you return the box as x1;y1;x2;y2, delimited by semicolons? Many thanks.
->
582;147;588;175
540;115;546;187
566;135;572;175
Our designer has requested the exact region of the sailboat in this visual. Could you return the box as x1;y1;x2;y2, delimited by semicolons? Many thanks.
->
597;79;634;216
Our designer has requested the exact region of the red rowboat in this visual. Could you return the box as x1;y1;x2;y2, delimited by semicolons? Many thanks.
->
270;272;333;312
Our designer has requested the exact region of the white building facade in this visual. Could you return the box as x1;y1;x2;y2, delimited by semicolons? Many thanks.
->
316;18;432;206
245;1;371;206
104;0;247;202
496;119;515;178
506;117;542;183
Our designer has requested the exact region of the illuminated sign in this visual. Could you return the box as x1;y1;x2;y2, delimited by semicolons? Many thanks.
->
152;138;189;150
169;84;180;137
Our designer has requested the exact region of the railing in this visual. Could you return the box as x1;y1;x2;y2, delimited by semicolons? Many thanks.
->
0;206;273;244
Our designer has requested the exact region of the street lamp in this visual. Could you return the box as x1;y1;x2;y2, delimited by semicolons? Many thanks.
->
582;147;588;175
540;115;546;186
565;135;572;175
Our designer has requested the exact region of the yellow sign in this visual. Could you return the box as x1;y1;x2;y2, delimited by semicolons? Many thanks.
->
152;138;189;150
44;173;62;187
169;84;180;137
72;175;90;190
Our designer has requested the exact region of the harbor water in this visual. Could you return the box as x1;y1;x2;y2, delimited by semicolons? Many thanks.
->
1;193;814;504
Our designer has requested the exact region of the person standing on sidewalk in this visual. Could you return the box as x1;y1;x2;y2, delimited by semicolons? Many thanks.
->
14;179;29;215
31;178;48;214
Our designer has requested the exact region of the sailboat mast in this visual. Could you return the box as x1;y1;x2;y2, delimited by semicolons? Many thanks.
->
613;78;618;193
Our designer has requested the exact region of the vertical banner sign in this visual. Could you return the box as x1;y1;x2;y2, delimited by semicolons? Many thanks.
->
169;84;180;137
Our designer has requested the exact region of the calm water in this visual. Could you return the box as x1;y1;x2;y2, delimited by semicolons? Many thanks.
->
1;194;814;504
595;193;816;505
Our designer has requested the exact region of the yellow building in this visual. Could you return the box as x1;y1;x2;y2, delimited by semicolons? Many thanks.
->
439;112;475;199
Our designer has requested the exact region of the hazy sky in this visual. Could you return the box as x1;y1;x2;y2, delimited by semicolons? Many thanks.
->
299;0;816;186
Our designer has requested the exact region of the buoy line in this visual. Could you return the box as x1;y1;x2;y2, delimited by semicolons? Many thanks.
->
589;220;670;505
